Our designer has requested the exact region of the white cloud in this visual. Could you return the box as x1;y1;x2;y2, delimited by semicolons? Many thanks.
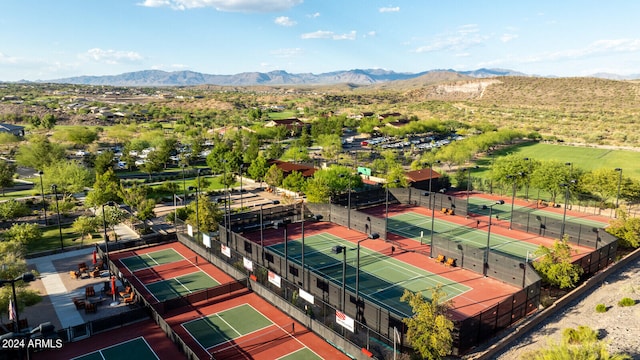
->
275;16;296;26
82;48;143;64
414;24;487;53
301;30;356;40
522;39;640;63
500;33;518;43
364;31;377;38
138;0;303;12
308;12;320;18
379;6;400;13
151;63;190;70
270;48;303;58
0;52;19;64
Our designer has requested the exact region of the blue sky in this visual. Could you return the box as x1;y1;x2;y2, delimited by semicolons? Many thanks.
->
1;0;640;81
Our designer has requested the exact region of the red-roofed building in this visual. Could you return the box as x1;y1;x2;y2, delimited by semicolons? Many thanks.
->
268;160;317;178
405;168;445;191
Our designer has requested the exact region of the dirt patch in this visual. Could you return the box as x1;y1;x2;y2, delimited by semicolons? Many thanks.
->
495;255;640;359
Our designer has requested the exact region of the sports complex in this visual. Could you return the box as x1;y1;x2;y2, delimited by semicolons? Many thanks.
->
33;183;615;360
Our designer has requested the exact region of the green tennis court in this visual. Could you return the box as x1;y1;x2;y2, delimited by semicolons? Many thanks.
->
145;271;220;302
279;348;323;360
388;212;539;259
72;337;158;360
120;248;186;272
268;232;470;318
467;196;609;227
182;303;274;350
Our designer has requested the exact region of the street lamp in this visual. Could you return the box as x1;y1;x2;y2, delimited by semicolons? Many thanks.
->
483;200;504;276
356;232;380;310
0;272;36;331
560;180;576;238
50;184;63;251
615;168;623;215
259;200;280;265
101;201;116;274
38;171;47;225
331;245;348;312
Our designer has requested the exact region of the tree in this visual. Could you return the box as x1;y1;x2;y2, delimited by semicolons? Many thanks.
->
135;199;156;233
71;216;100;245
43;160;93;197
264;164;284;188
99;205;127;242
400;286;454;360
93;150;115;176
15;135;66;170
606;211;640;248
532;236;584;289
530;161;574;202
248;154;269;184
3;223;42;246
317;133;342;160
0;161;16;195
580;168;624;208
41;113;57;129
85;169;122;208
282;171;306;193
304;166;363;203
187;195;222;233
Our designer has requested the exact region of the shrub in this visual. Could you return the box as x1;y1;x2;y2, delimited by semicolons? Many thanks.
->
595;303;607;313
618;297;636;307
562;325;598;344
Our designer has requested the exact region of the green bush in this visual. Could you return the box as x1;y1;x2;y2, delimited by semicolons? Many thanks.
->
618;297;636;307
562;325;598;344
595;303;607;313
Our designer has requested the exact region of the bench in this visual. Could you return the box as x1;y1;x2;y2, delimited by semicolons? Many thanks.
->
435;254;446;263
445;258;456;267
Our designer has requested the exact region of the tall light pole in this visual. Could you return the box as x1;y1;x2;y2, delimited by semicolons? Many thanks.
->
331;245;347;312
188;186;199;238
1;272;36;330
615;168;623;215
483;200;504;276
524;158;532;201
259;200;280;266
181;164;187;207
356;232;380;312
466;165;478;215
428;161;439;257
507;174;521;230
385;179;400;234
38;170;47;225
560;180;575;238
50;184;63;251
101;201;116;274
239;164;244;210
340;173;353;229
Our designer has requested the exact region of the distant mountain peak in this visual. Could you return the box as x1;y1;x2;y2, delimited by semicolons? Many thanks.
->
40;68;638;87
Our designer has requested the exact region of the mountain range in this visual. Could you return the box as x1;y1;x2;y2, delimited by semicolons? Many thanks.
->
45;68;638;87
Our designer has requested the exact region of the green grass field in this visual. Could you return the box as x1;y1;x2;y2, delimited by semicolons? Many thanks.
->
479;142;640;179
27;224;101;254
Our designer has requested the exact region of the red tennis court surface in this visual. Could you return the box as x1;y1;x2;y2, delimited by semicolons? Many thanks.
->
32;319;184;360
111;241;349;360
